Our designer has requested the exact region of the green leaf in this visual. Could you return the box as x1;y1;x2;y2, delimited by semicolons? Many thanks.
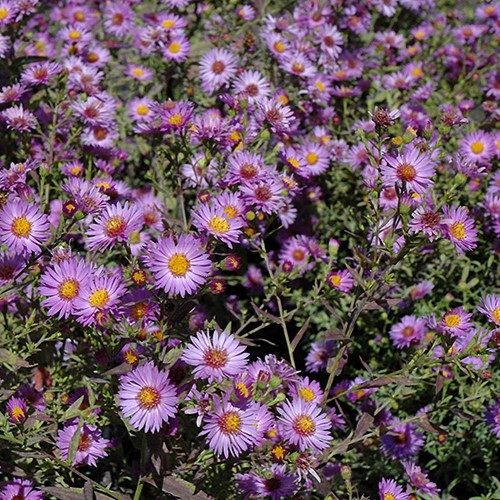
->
68;418;84;464
63;395;84;421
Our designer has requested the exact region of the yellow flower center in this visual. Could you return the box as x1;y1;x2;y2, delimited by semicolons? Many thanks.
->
470;141;484;154
132;68;144;77
414;30;425;40
132;270;147;284
219;411;241;434
445;314;460;327
492;307;500;323
124;349;138;364
277;95;289;106
168;113;183;126
68;30;82;40
136;104;149;115
137;386;161;410
58;279;79;300
274;41;285;52
315;81;326;91
329;275;341;286
74;11;85;21
169;42;181;54
11;217;32;238
449;222;466;240
0;7;8;19
223;205;238;219
105;216;126;238
168;253;190;276
129;231;141;244
305;152;318;165
384;494;396;500
272;444;286;460
70;166;83;175
88;289;110;308
208;215;230;234
235;382;249;398
293;415;316;436
412;67;423;77
162;19;175;29
298;387;315;402
11;406;25;422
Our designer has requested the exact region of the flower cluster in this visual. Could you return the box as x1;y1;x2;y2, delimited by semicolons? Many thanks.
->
0;0;498;498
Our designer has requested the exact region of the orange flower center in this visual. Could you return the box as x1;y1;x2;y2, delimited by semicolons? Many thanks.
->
137;387;161;410
397;162;416;181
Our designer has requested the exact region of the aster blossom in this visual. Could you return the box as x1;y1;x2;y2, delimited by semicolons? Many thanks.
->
441;205;477;253
199;396;258;458
381;144;435;194
56;421;109;466
145;234;212;297
119;361;178;433
0;199;49;254
181;329;249;383
277;398;332;452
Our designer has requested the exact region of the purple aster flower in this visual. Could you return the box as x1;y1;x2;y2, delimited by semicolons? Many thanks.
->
459;131;495;164
0;251;24;284
256;97;294;134
389;315;427;348
1;103;36;131
408;206;443;241
128;97;154;121
118;361;178;433
277;398;332;452
477;294;500;325
145;234;212;297
181;329;249;383
238;464;297;499
199;48;238;93
305;340;336;372
57;421;109;466
233;70;271;103
21;61;62;86
6;396;27;424
381;421;424;459
125;64;153;82
71;95;116;127
403;461;440;497
86;202;143;251
289;376;324;404
279;235;312;273
73;272;126;326
441;307;474;336
0;479;43;500
327;269;355;293
225;151;265;185
239;177;284;214
378;478;409;500
103;3;134;37
199;396;258;458
62;178;109;214
192;203;243;248
298;142;330;178
381;144;435;194
0;199;49;255
485;399;500;437
441;205;478;253
162;34;190;62
39;257;92;319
